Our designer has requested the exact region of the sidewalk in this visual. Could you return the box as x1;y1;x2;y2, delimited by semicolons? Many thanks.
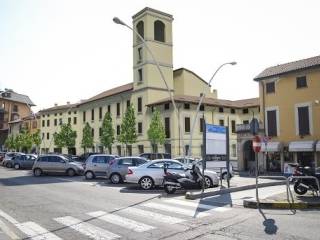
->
244;191;320;209
186;175;286;200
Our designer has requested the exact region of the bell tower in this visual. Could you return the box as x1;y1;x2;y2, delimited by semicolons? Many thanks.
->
132;7;174;99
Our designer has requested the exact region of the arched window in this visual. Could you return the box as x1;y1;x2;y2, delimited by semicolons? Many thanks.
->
136;21;144;41
154;20;165;42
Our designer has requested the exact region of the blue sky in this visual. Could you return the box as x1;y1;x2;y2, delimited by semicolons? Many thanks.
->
1;0;320;111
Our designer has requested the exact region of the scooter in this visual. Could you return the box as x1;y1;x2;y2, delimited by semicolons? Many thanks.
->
293;165;320;195
163;162;204;194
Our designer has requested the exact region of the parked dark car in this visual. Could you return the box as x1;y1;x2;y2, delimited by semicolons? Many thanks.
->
139;153;171;160
13;154;37;169
78;152;100;163
106;157;148;184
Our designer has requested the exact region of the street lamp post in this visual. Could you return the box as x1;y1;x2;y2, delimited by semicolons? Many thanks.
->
113;17;184;156
188;62;237;157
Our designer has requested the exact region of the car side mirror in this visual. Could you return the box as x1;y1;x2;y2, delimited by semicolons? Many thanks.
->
183;166;189;171
60;160;66;163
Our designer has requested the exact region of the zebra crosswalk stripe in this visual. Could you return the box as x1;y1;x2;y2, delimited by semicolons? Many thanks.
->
54;216;120;240
163;199;231;212
142;202;210;218
122;207;185;224
87;211;155;232
16;221;62;240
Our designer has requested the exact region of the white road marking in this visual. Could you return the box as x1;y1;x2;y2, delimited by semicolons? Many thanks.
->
16;221;62;240
0;209;19;224
0;218;19;240
87;211;155;232
163;199;231;212
142;202;210;218
54;216;120;240
122;207;185;224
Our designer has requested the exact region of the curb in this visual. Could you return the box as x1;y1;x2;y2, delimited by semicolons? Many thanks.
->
243;199;320;209
185;180;286;200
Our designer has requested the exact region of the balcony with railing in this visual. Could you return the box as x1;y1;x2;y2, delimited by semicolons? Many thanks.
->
236;123;264;133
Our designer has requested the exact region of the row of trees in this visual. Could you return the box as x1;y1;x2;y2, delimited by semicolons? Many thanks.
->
4;129;42;153
53;106;166;154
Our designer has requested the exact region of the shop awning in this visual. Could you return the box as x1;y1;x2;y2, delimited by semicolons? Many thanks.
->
289;141;314;152
316;141;320;152
261;142;282;152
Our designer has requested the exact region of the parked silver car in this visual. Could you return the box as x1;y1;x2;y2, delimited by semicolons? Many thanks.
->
2;152;19;168
126;159;219;190
84;154;119;179
106;157;148;184
13;154;37;169
32;154;84;176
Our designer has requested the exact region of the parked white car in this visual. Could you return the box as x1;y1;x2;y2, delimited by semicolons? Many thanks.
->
126;159;219;190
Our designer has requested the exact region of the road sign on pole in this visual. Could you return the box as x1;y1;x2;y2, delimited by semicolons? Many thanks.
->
252;135;261;153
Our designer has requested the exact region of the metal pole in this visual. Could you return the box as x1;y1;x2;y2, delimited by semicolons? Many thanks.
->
226;123;230;188
255;151;260;208
202;115;206;193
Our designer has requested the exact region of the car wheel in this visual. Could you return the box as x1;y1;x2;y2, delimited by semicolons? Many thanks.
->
139;177;154;190
6;162;12;168
110;173;122;184
33;168;42;177
14;164;20;170
67;169;76;177
204;176;213;188
85;171;95;180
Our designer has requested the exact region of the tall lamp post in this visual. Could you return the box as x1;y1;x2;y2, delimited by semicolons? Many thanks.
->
113;17;184;156
188;62;237;157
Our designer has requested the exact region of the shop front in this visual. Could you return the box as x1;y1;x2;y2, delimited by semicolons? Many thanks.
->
261;141;282;172
289;141;315;168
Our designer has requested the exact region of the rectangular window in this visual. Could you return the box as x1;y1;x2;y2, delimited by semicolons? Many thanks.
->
185;117;190;133
231;120;236;133
138;97;142;113
219;119;224;126
127;100;130;108
165;117;170;138
138;47;143;62
138;145;144;154
99;127;102;136
232;144;237;157
47;120;50;127
267;110;277;136
91;109;94;121
231;108;235;114
164;103;170;110
83;111;86;122
68;117;71;124
117;125;120;135
200;118;204;133
138;69;143;82
266;82;275;93
73;117;77;124
13;105;18;112
54;119;57;126
117;145;121;156
243;120;249;124
200;104;204;111
47;132;49;140
108;105;111;113
117;103;120;116
184;103;190;109
42;132;44;139
243;108;249;114
296;76;307;88
68;111;71;115
91;128;94;137
59;118;62;125
219;107;224;113
298;106;310;135
99;107;102;119
138;122;143;134
42;120;45;127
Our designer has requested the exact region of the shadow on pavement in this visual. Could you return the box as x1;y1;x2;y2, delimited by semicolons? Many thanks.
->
259;208;278;235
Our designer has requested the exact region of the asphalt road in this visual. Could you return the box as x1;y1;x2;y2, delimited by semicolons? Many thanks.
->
0;166;319;240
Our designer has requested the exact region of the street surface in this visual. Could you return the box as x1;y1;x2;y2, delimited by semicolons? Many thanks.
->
0;167;319;240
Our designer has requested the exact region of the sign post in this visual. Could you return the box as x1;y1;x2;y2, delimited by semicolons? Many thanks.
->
250;117;260;208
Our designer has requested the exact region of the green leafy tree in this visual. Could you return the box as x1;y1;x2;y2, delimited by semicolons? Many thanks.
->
100;112;115;153
147;110;166;153
14;134;23;152
20;129;33;153
81;122;94;153
32;129;42;153
118;105;137;155
4;135;16;151
53;123;77;151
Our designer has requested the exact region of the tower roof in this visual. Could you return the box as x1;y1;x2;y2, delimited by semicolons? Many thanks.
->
132;7;173;20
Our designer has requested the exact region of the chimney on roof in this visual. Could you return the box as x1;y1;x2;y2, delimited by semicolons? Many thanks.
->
67;101;70;105
54;103;58;107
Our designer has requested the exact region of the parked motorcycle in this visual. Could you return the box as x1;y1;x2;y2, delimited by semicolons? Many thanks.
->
163;162;205;194
293;165;320;195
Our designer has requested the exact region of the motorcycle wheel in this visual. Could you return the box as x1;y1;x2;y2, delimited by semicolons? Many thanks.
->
294;183;308;195
164;184;176;194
